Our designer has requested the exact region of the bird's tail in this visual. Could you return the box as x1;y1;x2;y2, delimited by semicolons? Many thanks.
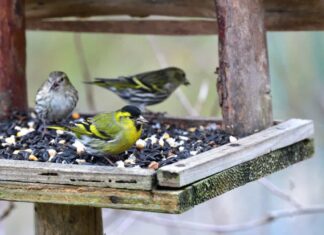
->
84;78;131;90
47;125;69;131
85;78;118;87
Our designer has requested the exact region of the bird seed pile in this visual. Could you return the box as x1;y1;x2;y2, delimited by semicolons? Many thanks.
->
0;111;233;169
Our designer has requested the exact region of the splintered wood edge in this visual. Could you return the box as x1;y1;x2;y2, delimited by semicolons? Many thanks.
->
157;119;314;188
0;139;314;214
0;160;155;190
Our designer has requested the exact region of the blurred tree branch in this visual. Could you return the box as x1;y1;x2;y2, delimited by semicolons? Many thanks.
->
102;178;323;234
146;35;199;116
0;202;15;222
73;33;97;112
258;178;303;209
136;205;324;233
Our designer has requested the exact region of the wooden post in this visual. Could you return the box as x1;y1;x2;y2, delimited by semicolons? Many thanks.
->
215;0;273;137
35;203;103;235
0;0;27;118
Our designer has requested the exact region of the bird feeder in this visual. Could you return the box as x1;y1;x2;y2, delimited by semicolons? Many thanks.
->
0;0;318;234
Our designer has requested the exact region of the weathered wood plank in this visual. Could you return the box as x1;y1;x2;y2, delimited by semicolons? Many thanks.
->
0;139;313;214
25;0;324;33
35;203;103;235
215;0;273;136
25;0;215;19
0;0;27;118
178;139;314;213
0;181;182;213
157;119;314;188
26;20;218;35
0;160;154;190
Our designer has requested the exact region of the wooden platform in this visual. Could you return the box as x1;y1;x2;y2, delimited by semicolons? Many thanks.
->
0;118;314;213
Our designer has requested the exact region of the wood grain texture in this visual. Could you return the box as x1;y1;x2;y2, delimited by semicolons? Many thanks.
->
24;0;324;33
0;139;313;214
0;0;27;118
157;119;314;188
0;160;154;190
215;0;273;137
26;20;218;35
35;203;103;235
25;0;215;19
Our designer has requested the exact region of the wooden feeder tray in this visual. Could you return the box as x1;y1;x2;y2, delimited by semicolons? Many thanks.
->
0;117;314;213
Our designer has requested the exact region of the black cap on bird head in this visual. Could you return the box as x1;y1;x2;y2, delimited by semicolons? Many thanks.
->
121;105;141;118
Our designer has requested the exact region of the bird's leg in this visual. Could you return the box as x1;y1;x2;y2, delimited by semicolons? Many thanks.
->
37;118;48;138
104;156;115;166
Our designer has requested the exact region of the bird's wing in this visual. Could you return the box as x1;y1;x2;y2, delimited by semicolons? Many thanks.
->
87;77;140;90
134;69;171;93
89;112;122;140
90;69;171;94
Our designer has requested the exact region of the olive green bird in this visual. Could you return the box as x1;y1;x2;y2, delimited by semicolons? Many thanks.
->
49;105;147;156
86;67;190;110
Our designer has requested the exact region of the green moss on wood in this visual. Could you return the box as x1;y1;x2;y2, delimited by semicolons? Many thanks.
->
177;139;314;213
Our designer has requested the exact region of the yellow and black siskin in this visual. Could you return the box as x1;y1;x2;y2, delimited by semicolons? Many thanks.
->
85;67;190;110
49;105;147;156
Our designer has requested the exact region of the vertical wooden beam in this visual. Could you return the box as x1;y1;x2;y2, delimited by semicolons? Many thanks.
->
0;0;27;118
35;203;103;235
215;0;273;137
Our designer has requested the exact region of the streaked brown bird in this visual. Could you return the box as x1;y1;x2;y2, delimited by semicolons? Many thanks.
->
35;71;78;125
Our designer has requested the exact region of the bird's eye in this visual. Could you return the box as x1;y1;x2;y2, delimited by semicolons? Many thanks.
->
58;77;64;83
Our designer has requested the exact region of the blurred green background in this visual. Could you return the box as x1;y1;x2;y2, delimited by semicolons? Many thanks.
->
1;31;324;235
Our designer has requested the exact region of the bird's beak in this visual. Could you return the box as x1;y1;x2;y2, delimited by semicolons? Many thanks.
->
184;79;190;85
136;115;148;125
51;82;59;90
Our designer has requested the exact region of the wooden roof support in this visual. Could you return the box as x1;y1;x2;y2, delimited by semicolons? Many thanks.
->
25;0;324;34
0;0;27;118
215;0;273;137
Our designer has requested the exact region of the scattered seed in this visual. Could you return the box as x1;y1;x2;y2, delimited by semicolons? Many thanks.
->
148;161;159;170
229;136;238;143
166;138;177;147
72;112;81;119
76;159;86;164
136;139;146;149
179;135;189;141
28;154;38;161
17;128;35;137
116;161;125;168
47;149;57;158
178;146;185;152
158;138;164;147
56;130;65;135
5;135;16;145
72;140;85;155
161;132;170;139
